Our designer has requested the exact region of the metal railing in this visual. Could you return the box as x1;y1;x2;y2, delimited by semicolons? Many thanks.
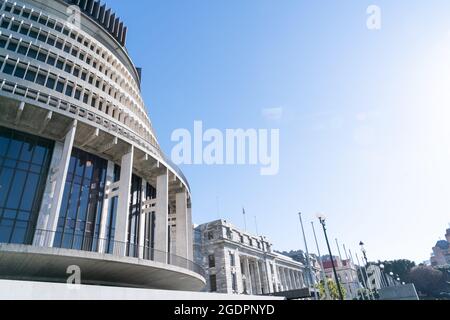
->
28;229;205;278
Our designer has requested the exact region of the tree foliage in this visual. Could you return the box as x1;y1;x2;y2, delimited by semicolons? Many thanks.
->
316;279;347;300
378;259;416;282
409;266;447;297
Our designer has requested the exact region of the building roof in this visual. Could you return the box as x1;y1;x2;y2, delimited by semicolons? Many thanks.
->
435;240;449;250
61;0;127;46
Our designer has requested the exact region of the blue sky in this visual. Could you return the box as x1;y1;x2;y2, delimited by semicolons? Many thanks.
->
107;0;450;263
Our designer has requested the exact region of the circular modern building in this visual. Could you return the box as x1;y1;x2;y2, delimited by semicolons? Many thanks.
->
0;0;205;291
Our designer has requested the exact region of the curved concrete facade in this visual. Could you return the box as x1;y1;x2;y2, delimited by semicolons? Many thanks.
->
0;0;204;290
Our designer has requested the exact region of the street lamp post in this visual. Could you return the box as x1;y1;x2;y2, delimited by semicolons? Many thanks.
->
359;242;377;299
359;241;369;266
311;221;331;300
316;213;345;300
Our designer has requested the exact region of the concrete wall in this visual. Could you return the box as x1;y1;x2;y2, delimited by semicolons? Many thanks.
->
0;280;284;300
378;284;419;301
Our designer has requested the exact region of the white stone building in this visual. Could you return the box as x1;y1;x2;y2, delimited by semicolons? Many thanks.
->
194;220;309;295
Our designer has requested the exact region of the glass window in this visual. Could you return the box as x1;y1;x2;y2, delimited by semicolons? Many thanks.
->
55;80;65;93
127;174;142;258
232;273;237;292
17;44;28;55
46;77;56;89
208;254;216;268
229;252;235;267
3;62;15;75
0;127;53;245
36;73;46;86
7;41;18;51
25;69;37;82
54;148;107;252
27;47;38;59
19;25;30;36
37;51;47;62
14;65;26;79
209;275;217;292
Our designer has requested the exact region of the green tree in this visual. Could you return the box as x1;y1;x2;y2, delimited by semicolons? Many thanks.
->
409;266;447;298
316;279;347;300
378;259;416;282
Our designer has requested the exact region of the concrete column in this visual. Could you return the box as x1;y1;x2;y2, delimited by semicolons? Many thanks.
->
175;191;188;260
154;170;168;262
186;205;193;261
114;146;134;256
33;120;77;247
98;161;115;253
138;178;147;259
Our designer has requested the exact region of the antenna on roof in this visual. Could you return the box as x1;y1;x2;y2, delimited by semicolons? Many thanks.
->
242;207;247;232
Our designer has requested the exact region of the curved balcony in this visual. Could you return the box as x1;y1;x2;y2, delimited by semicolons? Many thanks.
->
0;229;206;291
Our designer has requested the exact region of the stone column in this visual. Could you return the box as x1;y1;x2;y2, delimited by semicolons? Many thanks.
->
271;262;280;293
114;146;134;256
33;120;77;247
175;190;188;260
295;272;301;289
154;170;168;263
244;257;252;295
98;160;115;253
285;268;292;290
235;251;244;294
254;260;262;295
290;270;297;289
264;260;272;293
278;267;285;291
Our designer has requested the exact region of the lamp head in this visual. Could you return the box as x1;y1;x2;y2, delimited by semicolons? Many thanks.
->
316;212;326;222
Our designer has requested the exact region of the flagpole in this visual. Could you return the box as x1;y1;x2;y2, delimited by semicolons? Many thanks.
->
349;249;367;300
298;212;318;300
355;252;374;300
343;244;356;299
242;207;247;232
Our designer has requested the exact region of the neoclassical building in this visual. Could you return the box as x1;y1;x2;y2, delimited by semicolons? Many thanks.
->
0;0;205;291
194;220;309;295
